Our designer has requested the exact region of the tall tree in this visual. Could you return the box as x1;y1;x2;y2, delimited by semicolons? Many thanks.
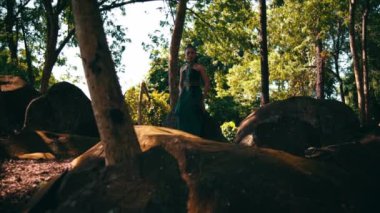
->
168;0;188;110
361;0;370;124
259;0;270;105
19;5;35;85
348;0;365;124
331;20;346;103
315;33;325;99
40;0;74;93
72;0;141;169
5;0;18;62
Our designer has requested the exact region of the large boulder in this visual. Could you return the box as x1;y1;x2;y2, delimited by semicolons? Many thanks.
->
24;82;99;137
0;128;99;160
0;75;28;91
234;96;360;156
0;75;40;135
25;125;380;212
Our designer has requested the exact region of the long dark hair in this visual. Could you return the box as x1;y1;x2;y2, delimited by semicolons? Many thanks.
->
185;44;196;52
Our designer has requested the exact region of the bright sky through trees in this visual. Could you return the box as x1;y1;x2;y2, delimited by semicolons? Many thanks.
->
54;1;169;97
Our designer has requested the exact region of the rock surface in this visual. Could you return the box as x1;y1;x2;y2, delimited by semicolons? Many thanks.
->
234;96;360;155
0;77;40;135
24;82;99;137
0;129;99;160
24;126;380;212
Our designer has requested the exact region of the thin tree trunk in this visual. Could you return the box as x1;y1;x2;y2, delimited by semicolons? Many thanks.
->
5;0;18;63
333;54;345;103
332;21;345;103
72;0;141;169
169;0;188;110
348;0;365;125
20;18;35;85
138;81;150;125
138;86;143;125
259;0;270;105
40;0;59;94
361;0;370;125
40;0;72;94
315;37;325;100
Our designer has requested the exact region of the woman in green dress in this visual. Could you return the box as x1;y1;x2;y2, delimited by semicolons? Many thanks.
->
175;44;210;136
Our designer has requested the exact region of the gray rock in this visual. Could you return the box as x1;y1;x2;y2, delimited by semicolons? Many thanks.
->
24;82;98;137
234;96;360;155
0;85;40;135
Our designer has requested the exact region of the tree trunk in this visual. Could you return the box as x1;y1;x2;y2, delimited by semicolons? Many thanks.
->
168;0;188;110
5;0;18;63
333;54;345;103
20;20;35;85
16;4;35;86
72;0;141;169
259;0;270;106
40;0;59;94
361;0;370;125
138;81;150;125
315;37;325;100
348;0;365;125
40;0;72;94
332;21;345;104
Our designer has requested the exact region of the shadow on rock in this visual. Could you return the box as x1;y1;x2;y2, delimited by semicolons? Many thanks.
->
235;96;360;156
24;82;98;137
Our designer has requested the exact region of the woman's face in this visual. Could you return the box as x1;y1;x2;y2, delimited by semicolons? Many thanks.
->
185;48;196;62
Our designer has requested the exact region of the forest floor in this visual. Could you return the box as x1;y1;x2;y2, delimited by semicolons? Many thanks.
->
0;151;71;213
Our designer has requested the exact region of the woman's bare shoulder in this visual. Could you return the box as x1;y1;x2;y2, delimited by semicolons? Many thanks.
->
194;63;205;71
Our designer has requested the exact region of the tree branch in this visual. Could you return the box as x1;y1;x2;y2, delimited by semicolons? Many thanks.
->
325;67;341;81
15;0;31;17
55;28;75;59
99;0;160;11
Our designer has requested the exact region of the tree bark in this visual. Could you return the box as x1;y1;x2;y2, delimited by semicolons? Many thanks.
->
361;0;370;125
259;0;270;106
72;0;141;169
315;37;325;100
348;0;365;125
332;21;345;103
40;0;72;94
333;54;345;103
138;81;150;125
40;0;59;94
20;17;35;85
5;0;18;63
168;0;188;110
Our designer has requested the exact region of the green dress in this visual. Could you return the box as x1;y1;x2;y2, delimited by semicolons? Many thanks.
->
175;65;204;136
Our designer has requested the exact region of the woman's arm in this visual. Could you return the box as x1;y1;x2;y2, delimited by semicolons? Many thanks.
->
195;64;210;99
178;66;185;95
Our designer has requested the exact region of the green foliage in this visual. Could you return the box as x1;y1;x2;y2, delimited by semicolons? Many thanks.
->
368;6;380;71
143;0;380;126
207;95;252;125
189;0;257;65
146;50;170;93
0;1;131;91
124;86;170;126
220;121;238;143
104;17;129;72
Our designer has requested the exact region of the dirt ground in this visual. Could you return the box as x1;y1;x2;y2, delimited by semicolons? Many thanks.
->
0;157;71;212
